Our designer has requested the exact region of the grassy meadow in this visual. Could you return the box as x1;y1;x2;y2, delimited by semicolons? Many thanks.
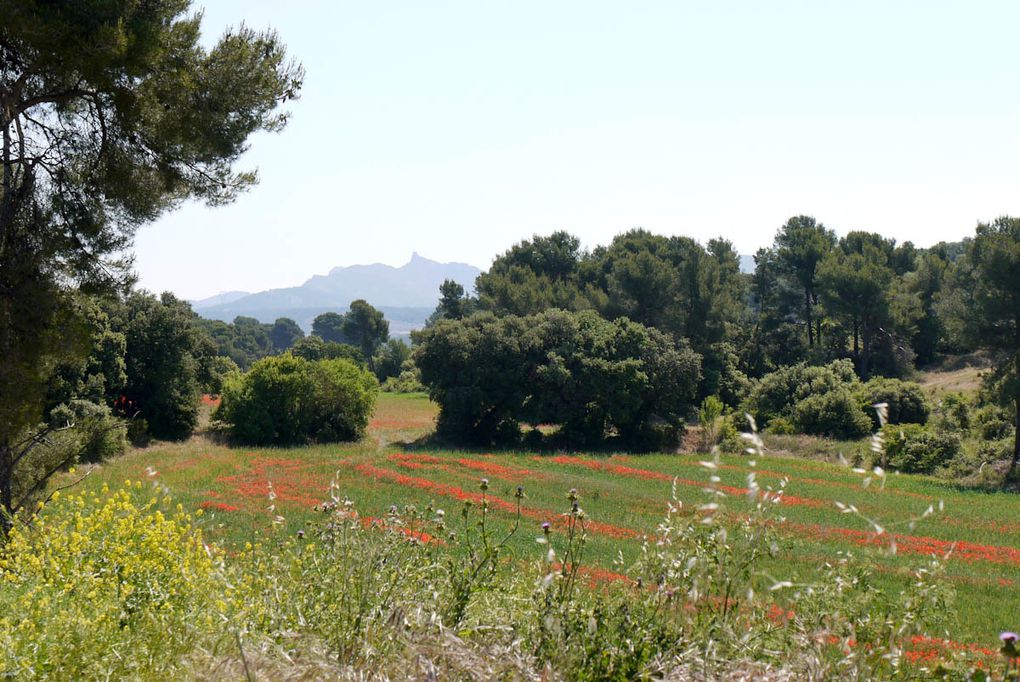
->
56;391;1020;662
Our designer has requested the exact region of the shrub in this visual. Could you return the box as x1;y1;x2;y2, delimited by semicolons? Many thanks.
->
716;419;743;453
697;395;725;450
47;399;126;463
793;389;873;439
932;392;971;433
205;355;240;395
380;361;426;393
126;417;150;447
373;338;412;382
119;292;208;441
973;403;1015;441
855;377;929;429
764;416;797;435
882;424;962;474
216;355;377;445
291;335;365;364
308;358;378;442
744;360;859;429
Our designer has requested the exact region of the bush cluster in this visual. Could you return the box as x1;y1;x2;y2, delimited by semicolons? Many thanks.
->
744;360;870;439
47;400;127;464
216;355;377;445
744;362;931;440
413;310;701;449
882;423;962;474
854;376;929;429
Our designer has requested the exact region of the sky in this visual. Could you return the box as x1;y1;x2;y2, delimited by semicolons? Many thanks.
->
133;1;1020;301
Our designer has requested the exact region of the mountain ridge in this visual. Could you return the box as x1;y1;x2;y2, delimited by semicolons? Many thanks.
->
192;253;482;336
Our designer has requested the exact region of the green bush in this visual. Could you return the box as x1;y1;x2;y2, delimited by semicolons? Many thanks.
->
205;355;240;395
380;369;426;393
716;419;743;453
413;310;701;449
216;355;377;445
793;389;873;440
931;392;971;433
745;360;859;429
854;377;929;429
697;396;725;450
126;417;150;447
763;416;796;435
373;338;412;382
882;424;962;474
973;403;1015;441
291;335;365;365
119;293;209;441
47;400;126;463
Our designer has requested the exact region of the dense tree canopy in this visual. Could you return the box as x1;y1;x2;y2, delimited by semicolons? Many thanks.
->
311;312;347;344
114;293;216;441
341;300;389;368
0;0;301;530
413;309;701;449
938;217;1020;474
774;216;836;347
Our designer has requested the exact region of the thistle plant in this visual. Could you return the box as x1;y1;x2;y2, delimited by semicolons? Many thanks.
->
442;479;522;626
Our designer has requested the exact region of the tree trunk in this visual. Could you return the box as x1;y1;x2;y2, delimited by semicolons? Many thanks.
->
0;441;12;537
805;289;814;346
861;319;871;379
1010;397;1020;482
853;320;860;360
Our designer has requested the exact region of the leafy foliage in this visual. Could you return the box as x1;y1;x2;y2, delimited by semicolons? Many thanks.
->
216;355;377;445
372;338;412;382
855;377;930;430
792;389;873;440
116;293;214;441
0;0;302;531
883;424;962;474
744;360;859;428
938;217;1020;475
290;335;364;364
413;310;701;448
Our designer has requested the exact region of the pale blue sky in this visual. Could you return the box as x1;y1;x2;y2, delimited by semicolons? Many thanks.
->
133;1;1020;300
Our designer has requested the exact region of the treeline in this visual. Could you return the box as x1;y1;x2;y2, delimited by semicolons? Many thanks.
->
24;295;411;453
430;221;960;383
193;300;417;386
415;217;1020;465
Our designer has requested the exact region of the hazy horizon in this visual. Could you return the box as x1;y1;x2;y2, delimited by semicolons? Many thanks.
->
133;1;1020;300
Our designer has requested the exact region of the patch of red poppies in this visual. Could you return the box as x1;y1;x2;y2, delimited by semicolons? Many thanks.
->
786;521;1020;566
387;453;538;481
199;500;240;512
361;516;444;545
217;456;325;508
354;463;641;539
545;455;823;508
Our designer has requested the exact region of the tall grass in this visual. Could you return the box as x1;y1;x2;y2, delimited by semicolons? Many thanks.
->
0;442;993;680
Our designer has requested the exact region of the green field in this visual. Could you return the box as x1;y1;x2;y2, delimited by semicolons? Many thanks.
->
66;392;1020;655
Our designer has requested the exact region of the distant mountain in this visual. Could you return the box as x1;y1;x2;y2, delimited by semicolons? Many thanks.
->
193;253;482;338
738;255;755;274
190;290;251;308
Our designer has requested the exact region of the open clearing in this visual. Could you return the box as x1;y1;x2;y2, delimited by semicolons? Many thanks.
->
65;392;1019;662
